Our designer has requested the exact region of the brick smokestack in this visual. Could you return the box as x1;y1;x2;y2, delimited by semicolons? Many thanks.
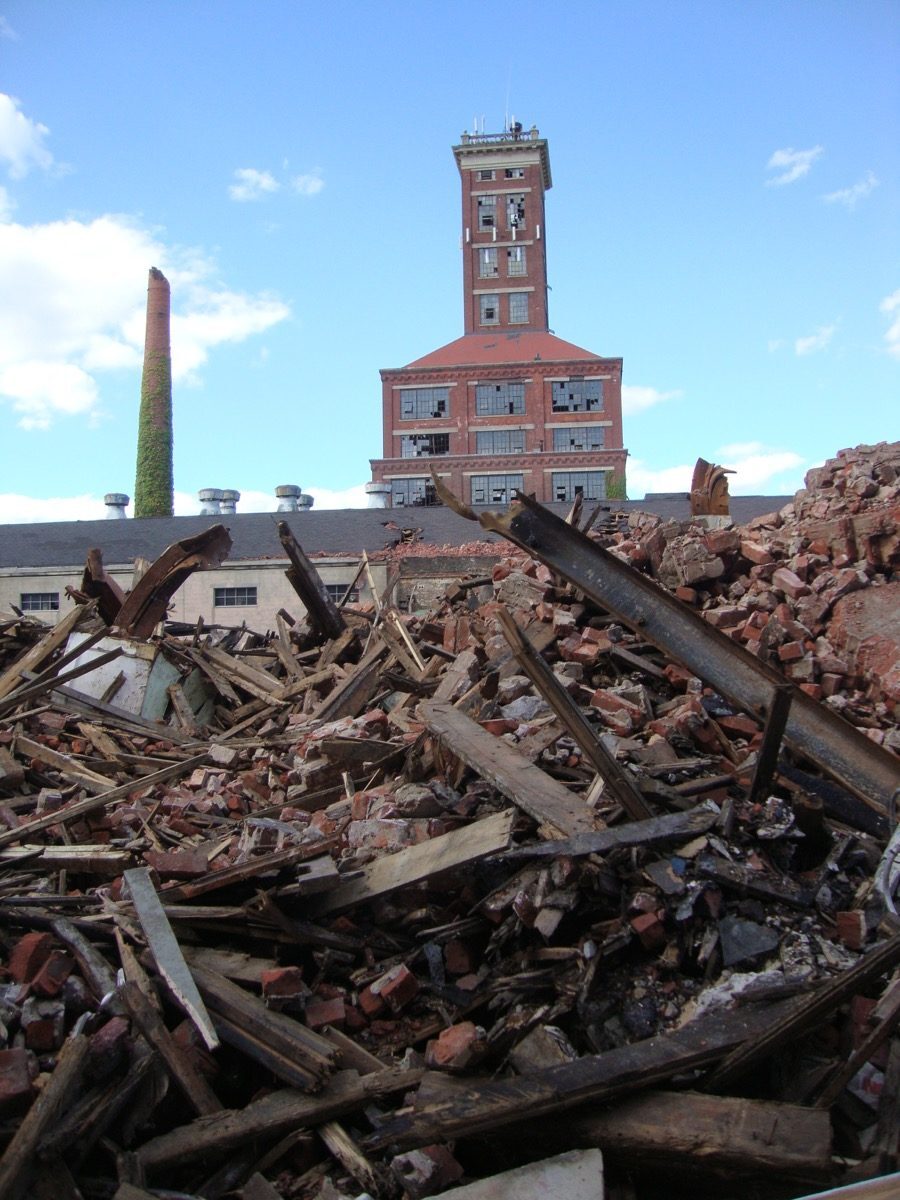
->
134;267;174;517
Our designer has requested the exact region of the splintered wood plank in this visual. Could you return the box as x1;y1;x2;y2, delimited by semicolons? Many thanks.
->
123;867;219;1051
0;603;92;699
502;807;719;861
419;701;596;838
307;809;516;917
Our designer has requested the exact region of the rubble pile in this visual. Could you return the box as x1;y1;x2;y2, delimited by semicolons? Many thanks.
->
0;445;897;1200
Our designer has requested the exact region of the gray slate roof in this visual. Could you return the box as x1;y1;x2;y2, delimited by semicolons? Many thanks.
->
0;496;789;571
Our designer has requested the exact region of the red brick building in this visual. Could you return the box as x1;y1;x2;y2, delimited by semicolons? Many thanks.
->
369;124;628;508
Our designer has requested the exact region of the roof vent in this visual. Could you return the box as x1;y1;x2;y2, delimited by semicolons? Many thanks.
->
275;484;301;512
365;482;392;509
104;493;129;519
220;489;240;515
198;488;224;515
297;493;314;512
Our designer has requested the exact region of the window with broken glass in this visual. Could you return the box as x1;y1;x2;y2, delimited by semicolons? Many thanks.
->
504;167;524;179
470;473;524;505
507;245;526;276
475;381;525;415
478;247;499;278
322;583;359;603
391;478;440;507
508;292;529;323
475;428;526;454
214;587;257;607
477;194;496;230
20;592;59;612
479;294;500;325
551;471;607;502
551;425;606;451
551;378;603;413
400;433;450;458
399;388;450;420
506;193;526;230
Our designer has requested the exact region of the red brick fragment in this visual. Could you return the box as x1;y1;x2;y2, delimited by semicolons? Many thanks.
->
835;910;867;951
630;911;667;952
261;966;305;999
0;1048;35;1114
9;932;53;984
31;950;74;997
305;996;346;1030
425;1021;486;1072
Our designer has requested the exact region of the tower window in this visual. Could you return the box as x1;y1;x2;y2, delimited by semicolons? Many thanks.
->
507;246;526;276
478;247;499;278
479;294;499;325
475;381;525;415
476;428;526;454
400;387;450;420
551;379;604;413
552;425;606;451
477;195;496;230
504;167;524;179
552;471;607;503
477;169;496;181
400;433;450;458
470;473;524;505
506;193;526;230
508;292;529;324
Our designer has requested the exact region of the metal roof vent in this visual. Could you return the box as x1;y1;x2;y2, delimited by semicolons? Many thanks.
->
198;488;224;515
220;489;240;515
275;484;301;512
104;493;130;519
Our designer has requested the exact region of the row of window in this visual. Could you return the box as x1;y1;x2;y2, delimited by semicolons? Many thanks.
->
477;192;527;232
400;425;606;457
479;291;529;325
398;380;604;420
476;167;525;181
478;245;527;278
18;584;359;613
392;470;608;507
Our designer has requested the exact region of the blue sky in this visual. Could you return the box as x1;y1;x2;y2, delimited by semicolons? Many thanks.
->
0;1;897;521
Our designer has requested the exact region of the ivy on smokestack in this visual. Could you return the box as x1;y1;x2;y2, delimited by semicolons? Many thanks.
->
134;267;174;518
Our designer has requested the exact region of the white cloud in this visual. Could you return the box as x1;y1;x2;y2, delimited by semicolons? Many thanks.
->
794;322;836;355
823;170;878;209
0;213;290;428
627;442;805;500
765;145;823;187
0;184;13;221
0;492;107;524
291;171;325;197
0;93;54;179
881;290;900;360
228;167;280;202
621;385;683;415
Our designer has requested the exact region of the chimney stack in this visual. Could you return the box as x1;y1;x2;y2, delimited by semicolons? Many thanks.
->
198;488;224;515
134;267;174;518
104;493;130;519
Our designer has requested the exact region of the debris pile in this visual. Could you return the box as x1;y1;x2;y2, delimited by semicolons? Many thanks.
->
0;444;897;1200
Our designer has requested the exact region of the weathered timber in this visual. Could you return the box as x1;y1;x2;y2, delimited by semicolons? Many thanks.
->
0;752;209;849
748;682;793;806
695;852;816;909
704;932;900;1092
307;809;515;916
80;546;126;625
0;644;124;719
14;733;117;793
502;806;719;861
124;867;219;1050
313;642;389;722
0;602;94;699
120;979;222;1116
277;521;347;642
419;700;596;838
496;606;653;820
136;1067;423;1171
364;997;798;1151
160;839;338;904
0;1032;89;1200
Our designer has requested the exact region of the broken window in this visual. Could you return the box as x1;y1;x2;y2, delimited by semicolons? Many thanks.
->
399;387;450;420
504;167;524;179
551;378;604;413
476;428;526;454
479;247;499;278
507;245;526;276
506;193;526;230
479;294;500;325
476;169;495;181
551;471;607;502
214;587;258;607
470;473;524;505
508;292;529;324
322;582;359;603
475;381;525;415
551;425;606;451
400;433;450;458
20;592;59;612
477;194;496;230
391;478;441;507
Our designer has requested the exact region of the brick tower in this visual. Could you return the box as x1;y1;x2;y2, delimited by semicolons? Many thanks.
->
369;124;628;508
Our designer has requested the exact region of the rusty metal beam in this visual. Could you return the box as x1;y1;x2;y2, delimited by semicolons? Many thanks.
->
451;491;897;818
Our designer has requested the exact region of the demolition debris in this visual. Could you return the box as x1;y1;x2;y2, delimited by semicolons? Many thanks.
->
0;442;898;1200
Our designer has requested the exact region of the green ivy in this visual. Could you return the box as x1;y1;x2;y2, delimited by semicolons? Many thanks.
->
134;350;174;517
606;472;628;501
